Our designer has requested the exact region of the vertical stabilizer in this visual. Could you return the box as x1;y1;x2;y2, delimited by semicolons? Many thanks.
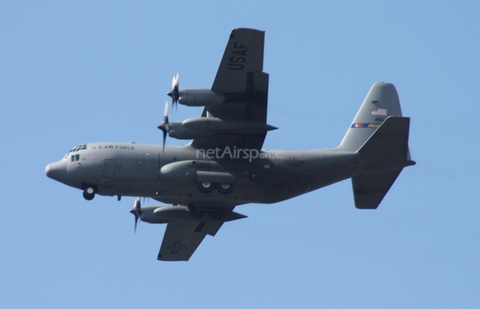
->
337;82;415;209
338;82;403;151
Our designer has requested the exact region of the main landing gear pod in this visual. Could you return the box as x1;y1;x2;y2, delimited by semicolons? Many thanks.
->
196;181;234;194
196;171;236;195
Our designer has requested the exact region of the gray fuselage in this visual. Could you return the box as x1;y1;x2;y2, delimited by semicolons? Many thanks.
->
46;142;365;207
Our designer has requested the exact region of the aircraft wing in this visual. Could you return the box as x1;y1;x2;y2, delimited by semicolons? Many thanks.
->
192;28;272;151
157;220;223;261
211;28;265;93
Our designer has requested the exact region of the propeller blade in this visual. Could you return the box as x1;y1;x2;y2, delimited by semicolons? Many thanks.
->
163;100;169;120
133;213;138;233
167;73;180;110
172;72;179;89
161;128;167;152
129;197;142;233
157;101;170;152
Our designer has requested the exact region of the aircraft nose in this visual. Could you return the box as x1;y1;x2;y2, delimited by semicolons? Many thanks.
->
45;161;66;181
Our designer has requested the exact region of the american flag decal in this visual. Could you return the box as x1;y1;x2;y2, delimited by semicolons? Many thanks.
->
371;108;387;116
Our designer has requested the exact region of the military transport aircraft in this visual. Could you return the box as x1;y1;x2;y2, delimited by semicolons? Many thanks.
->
45;28;415;261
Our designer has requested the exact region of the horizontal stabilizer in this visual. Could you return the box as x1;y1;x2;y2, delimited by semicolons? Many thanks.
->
352;168;402;209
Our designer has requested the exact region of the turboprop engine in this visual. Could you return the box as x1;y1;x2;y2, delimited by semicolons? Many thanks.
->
162;73;276;144
167;73;225;107
178;89;225;106
158;101;277;141
129;198;247;233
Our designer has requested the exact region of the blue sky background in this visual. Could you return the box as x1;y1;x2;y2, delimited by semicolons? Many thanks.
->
1;1;479;308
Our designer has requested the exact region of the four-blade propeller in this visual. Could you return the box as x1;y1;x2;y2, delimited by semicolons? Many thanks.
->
134;74;179;231
160;73;180;151
129;197;142;233
157;101;170;151
167;73;180;110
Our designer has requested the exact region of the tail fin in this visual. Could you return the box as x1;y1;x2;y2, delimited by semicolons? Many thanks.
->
337;82;415;209
338;82;403;151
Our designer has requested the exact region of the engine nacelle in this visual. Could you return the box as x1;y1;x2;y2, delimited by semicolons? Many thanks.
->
178;89;225;106
139;205;247;223
139;205;193;223
182;117;277;134
139;206;169;224
168;122;215;140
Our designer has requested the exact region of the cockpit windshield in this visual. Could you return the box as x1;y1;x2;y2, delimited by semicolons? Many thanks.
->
64;144;87;159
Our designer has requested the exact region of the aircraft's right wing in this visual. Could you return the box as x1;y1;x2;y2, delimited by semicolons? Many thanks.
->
157;220;223;261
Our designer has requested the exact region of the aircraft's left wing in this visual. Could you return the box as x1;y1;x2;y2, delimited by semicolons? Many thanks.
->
191;28;273;151
157;220;223;261
211;28;265;93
